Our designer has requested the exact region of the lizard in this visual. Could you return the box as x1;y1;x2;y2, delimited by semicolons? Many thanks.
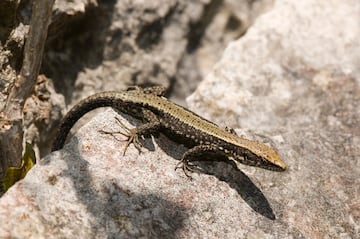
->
51;86;286;175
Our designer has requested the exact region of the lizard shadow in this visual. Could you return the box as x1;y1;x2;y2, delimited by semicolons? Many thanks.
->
151;134;276;220
189;156;276;220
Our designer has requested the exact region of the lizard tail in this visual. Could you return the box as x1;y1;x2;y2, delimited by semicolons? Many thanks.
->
51;92;123;152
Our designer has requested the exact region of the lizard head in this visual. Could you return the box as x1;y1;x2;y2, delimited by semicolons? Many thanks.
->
234;143;287;171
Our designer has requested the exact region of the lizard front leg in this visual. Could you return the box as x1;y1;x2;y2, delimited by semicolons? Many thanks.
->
175;144;225;178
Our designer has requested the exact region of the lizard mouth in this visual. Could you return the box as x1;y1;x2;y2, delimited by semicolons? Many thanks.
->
235;151;286;172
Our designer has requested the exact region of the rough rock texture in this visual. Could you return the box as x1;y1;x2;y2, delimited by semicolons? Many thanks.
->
188;0;360;238
1;0;271;167
0;110;287;238
44;0;272;106
0;0;359;238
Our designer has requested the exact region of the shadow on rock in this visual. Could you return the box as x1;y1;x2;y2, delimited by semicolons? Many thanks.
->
188;154;276;220
154;136;276;220
59;137;189;239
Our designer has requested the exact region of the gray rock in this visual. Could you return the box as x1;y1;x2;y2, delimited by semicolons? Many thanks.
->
0;0;359;238
45;0;269;105
38;0;268;155
0;110;280;238
188;0;360;238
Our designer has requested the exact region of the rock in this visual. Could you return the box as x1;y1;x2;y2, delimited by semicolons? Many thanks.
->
0;0;272;162
0;109;280;238
45;0;269;105
40;0;269;154
188;0;360;238
1;0;359;238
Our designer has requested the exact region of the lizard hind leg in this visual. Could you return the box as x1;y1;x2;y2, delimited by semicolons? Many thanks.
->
126;85;167;96
99;117;143;155
100;109;161;156
225;126;238;135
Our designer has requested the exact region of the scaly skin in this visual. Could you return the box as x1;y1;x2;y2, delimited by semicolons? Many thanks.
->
52;86;286;173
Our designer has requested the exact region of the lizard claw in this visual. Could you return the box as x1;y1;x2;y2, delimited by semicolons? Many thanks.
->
99;117;143;155
175;159;198;180
122;128;142;155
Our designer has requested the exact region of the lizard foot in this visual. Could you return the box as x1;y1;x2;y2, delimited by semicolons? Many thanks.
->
99;117;143;155
175;159;201;180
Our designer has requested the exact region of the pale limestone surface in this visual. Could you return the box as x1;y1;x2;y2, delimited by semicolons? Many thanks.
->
0;110;286;238
188;0;360;238
0;0;359;238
